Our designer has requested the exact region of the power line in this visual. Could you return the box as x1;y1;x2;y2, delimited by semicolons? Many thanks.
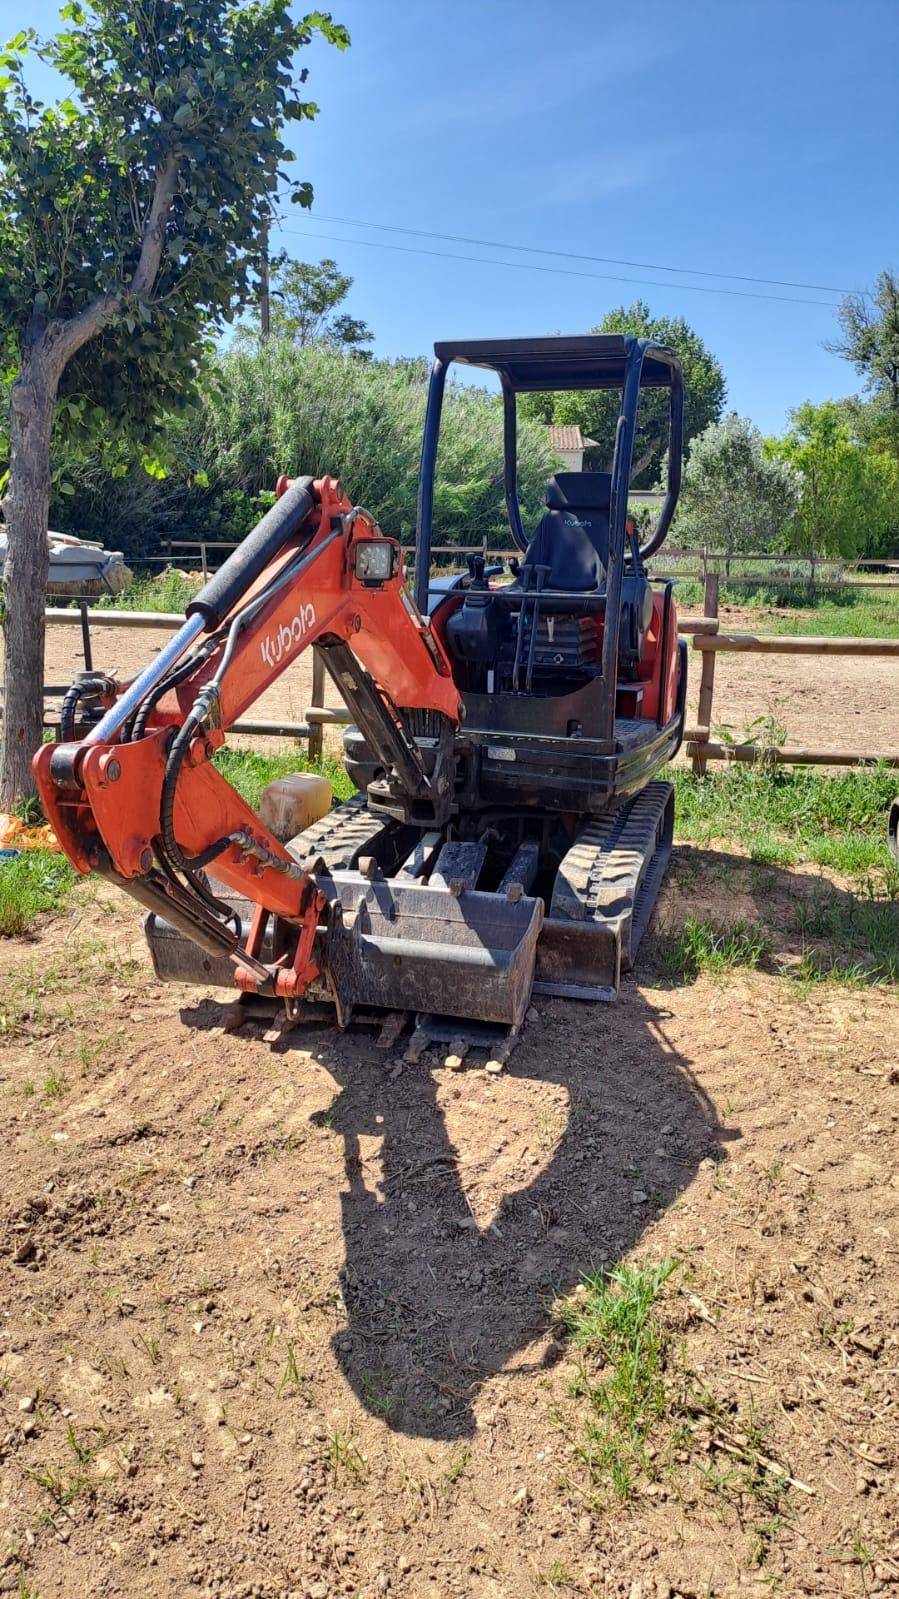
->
278;225;840;309
284;210;860;298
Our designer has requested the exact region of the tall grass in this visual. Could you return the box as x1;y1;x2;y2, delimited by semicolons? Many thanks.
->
673;765;898;876
48;343;559;558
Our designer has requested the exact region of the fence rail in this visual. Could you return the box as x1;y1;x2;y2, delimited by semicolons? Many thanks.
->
8;594;898;772
156;535;899;594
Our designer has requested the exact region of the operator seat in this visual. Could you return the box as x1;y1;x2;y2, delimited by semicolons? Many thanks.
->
521;472;612;592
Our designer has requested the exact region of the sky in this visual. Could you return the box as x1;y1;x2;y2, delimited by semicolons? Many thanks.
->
4;0;898;435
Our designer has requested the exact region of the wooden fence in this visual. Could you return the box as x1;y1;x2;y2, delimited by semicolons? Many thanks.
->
154;537;899;596
30;591;899;772
681;575;899;772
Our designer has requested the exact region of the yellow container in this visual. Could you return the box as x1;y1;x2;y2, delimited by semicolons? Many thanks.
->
258;772;332;842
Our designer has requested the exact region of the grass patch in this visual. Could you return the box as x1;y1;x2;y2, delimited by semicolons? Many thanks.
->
673;765;898;878
655;917;770;984
675;577;899;638
557;1260;796;1551
0;851;77;938
558;1259;677;1500
213;746;355;809
96;566;202;613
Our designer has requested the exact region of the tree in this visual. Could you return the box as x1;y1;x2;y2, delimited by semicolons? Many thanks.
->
827;270;899;465
675;413;800;574
267;256;373;352
769;401;899;571
0;2;348;803
522;300;725;485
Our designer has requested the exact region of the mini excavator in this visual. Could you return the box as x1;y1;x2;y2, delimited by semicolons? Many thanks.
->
36;334;687;1053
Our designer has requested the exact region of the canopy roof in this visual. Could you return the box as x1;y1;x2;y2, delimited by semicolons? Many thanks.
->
433;334;680;393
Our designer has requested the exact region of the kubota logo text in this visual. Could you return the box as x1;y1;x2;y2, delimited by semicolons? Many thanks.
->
260;603;316;669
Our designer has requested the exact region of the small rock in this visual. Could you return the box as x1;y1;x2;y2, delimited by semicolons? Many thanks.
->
632;1189;648;1205
397;1555;413;1573
484;1059;504;1075
191;1452;205;1470
578;1514;592;1536
156;1204;173;1220
445;1053;464;1071
18;1395;35;1414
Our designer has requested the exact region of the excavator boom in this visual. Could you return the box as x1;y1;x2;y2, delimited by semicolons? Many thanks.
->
35;476;463;1003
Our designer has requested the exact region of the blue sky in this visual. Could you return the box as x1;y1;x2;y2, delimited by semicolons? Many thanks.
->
4;0;898;434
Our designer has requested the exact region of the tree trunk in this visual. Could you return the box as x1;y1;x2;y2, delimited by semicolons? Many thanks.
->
1;355;55;805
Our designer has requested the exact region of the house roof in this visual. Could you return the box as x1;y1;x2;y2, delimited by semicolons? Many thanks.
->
546;424;599;451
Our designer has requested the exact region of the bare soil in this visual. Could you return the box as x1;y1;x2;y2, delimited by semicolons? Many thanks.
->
37;607;899;759
1;853;897;1599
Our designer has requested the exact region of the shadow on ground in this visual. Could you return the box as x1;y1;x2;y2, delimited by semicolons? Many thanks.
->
185;976;728;1441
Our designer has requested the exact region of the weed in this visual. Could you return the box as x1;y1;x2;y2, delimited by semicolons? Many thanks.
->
0;852;76;938
444;1445;470;1483
673;765;897;878
132;1330;161;1364
360;1370;395;1420
21;1080;35;1098
43;1066;68;1101
329;1430;366;1482
25;1459;92;1508
656;917;769;983
557;1259;677;1500
538;1564;574;1590
277;1342;304;1397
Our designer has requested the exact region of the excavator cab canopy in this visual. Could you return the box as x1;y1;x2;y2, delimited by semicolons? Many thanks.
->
413;334;683;613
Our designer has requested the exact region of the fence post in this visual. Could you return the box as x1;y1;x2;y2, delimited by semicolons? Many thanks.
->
308;646;325;764
692;572;719;776
78;601;93;672
200;541;209;582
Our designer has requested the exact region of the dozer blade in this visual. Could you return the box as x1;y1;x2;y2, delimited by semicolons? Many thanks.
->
318;871;544;1028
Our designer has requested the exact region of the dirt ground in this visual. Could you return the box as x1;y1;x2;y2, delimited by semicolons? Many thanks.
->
1;853;897;1599
37;600;899;756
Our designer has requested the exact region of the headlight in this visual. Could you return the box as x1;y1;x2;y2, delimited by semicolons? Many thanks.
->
354;540;396;583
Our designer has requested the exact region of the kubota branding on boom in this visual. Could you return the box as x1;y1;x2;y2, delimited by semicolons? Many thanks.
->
260;603;316;669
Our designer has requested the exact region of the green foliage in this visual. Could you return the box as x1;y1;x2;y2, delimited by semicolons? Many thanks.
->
213;747;355;810
675;412;800;564
244;255;373;353
0;850;76;937
558;1260;678;1500
523;300;725;486
97;566;202;612
769;401;899;562
182;341;556;545
0;2;349;447
827;270;899;466
673;764;898;876
656;917;770;982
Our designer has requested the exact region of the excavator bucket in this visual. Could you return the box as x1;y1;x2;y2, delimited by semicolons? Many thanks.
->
318;872;544;1028
145;871;543;1031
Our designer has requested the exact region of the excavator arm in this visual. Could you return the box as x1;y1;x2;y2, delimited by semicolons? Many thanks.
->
34;475;462;1001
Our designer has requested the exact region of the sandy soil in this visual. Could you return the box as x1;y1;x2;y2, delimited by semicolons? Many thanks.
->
37;602;898;760
1;854;897;1599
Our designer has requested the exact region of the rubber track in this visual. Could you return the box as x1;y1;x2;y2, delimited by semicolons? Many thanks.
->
551;781;673;961
286;793;393;873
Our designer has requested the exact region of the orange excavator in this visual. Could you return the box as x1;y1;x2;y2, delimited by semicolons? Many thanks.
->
36;335;686;1053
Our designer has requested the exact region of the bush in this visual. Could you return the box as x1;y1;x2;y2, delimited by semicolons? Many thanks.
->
41;344;559;560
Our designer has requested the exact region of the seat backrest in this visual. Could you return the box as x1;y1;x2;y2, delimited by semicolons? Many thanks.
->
523;472;611;592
